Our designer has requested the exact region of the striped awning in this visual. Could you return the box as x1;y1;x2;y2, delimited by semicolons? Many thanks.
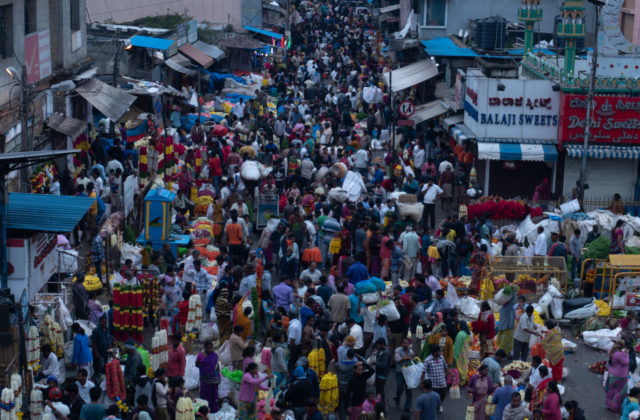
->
478;142;558;161
565;144;640;159
477;138;556;145
450;124;474;145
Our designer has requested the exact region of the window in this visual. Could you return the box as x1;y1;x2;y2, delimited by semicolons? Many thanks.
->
70;0;80;31
0;4;13;58
24;0;37;34
420;0;447;28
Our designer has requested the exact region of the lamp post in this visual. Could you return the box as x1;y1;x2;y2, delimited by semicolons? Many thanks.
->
579;0;605;200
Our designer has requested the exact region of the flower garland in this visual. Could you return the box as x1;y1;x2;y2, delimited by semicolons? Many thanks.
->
113;283;144;342
151;329;168;372
30;390;43;420
185;294;202;341
26;326;40;371
139;146;149;187
251;287;259;336
467;198;542;221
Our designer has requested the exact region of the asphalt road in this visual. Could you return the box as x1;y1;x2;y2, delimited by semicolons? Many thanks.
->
380;327;619;419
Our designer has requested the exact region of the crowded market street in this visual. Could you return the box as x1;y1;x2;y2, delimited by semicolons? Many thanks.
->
4;0;640;419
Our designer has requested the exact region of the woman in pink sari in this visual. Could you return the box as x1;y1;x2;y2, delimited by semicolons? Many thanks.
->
605;342;630;412
611;220;625;254
468;364;493;420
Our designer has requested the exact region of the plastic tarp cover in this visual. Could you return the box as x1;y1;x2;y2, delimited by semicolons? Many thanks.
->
342;171;367;202
221;78;261;97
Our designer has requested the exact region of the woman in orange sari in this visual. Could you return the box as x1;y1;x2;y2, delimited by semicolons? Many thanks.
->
233;293;253;340
541;321;564;382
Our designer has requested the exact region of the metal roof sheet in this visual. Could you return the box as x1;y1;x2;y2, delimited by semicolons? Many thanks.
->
179;44;214;68
75;79;137;122
7;193;96;232
382;59;438;92
47;112;86;138
194;41;225;61
244;25;283;40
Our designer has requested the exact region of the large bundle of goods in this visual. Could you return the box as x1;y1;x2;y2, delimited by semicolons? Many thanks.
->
185;294;203;340
40;315;63;358
140;273;162;318
468;199;542;221
151;329;168;371
113;283;144;342
397;202;424;222
26;326;40;371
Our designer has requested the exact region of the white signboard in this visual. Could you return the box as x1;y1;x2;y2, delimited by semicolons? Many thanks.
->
29;233;58;300
463;73;560;140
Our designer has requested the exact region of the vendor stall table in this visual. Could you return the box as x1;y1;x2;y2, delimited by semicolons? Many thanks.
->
481;255;567;300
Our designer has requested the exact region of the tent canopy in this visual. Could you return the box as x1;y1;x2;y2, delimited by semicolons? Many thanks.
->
382;60;438;92
75;79;137;121
7;193;96;232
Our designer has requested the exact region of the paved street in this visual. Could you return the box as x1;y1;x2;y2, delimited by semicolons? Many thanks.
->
381;327;618;419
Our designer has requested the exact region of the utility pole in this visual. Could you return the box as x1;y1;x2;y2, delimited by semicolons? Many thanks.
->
19;65;30;192
579;0;603;200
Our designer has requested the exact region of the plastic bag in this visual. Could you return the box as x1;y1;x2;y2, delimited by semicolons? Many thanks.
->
360;292;379;305
211;401;236;420
459;297;480;320
402;359;423;389
551;298;563;319
397;202;424;222
218;340;232;367
199;323;219;342
184;355;199;389
494;289;512;306
565;302;598;319
379;301;401;321
447;283;460;308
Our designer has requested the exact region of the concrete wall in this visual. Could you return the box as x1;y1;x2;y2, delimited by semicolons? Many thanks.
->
417;0;596;43
49;0;87;69
85;0;242;28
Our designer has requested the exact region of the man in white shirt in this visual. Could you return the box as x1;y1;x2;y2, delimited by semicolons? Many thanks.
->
534;226;548;256
182;249;199;284
91;169;104;197
233;99;245;119
354;148;369;175
421;179;443;230
288;312;302;370
39;344;60;382
513;305;539;361
346;317;364;355
413;143;426;171
76;368;95;404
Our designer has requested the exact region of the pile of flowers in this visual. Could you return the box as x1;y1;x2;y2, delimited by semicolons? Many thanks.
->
468;198;542;221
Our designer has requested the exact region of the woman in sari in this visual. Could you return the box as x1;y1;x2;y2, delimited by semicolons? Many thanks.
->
468;364;493;420
233;293;253;341
196;341;220;413
379;237;392;280
605;342;630;412
369;228;382;276
237;362;271;419
541;321;564;382
470;244;487;293
471;301;496;359
453;330;471;386
611;220;625;254
530;365;552;411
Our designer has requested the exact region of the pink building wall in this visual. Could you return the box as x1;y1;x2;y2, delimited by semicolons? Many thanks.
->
621;0;640;45
86;0;241;27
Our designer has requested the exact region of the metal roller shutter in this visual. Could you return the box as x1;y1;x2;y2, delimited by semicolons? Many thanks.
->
562;158;637;200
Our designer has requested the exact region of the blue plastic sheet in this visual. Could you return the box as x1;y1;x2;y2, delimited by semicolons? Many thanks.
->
203;70;246;93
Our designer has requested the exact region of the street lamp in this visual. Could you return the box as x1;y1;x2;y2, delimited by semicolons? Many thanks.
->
579;0;604;200
5;66;18;79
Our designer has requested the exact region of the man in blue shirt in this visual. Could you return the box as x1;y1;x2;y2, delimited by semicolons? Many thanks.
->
348;293;363;324
346;257;369;284
415;379;441;420
492;375;516;420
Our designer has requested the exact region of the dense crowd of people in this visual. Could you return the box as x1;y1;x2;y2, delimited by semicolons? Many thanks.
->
31;1;635;420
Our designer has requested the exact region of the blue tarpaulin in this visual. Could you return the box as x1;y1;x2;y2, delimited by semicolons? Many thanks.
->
244;25;283;40
130;35;175;51
202;70;246;93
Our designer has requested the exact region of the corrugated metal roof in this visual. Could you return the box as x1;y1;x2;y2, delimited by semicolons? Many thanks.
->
179;44;214;68
382;60;438;92
130;35;175;51
165;54;197;75
410;100;449;124
7;193;96;232
47;112;86;138
75;79;137;122
194;41;225;61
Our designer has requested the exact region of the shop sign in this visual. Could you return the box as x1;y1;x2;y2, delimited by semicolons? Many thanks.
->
24;30;52;83
29;233;58;299
463;72;559;140
559;94;640;145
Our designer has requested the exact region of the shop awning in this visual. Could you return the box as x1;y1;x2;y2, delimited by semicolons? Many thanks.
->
478;142;558;161
422;37;479;57
47;112;85;138
165;53;197;75
450;124;474;145
179;44;214;68
443;114;464;130
382;59;438;92
75;79;137;122
244;25;283;40
565;144;640;159
411;100;449;124
7;193;96;232
130;35;175;51
379;4;400;13
194;40;225;60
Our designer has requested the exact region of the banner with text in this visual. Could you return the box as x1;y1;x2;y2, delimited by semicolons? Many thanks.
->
559;94;640;145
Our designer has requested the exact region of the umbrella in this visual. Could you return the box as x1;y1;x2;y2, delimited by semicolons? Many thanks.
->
212;124;228;137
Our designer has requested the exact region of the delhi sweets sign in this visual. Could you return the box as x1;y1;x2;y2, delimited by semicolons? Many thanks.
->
464;77;559;140
559;94;640;145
